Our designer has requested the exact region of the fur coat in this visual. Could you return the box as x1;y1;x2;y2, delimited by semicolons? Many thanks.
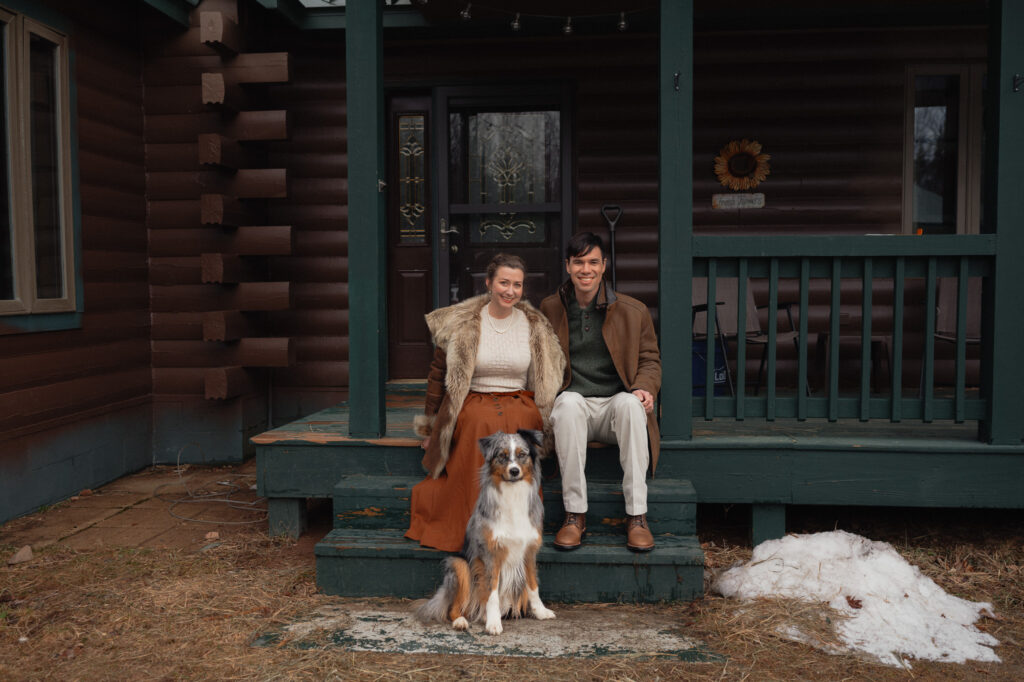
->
413;294;565;478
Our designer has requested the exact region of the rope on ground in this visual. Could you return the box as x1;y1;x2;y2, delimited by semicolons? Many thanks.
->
152;443;269;525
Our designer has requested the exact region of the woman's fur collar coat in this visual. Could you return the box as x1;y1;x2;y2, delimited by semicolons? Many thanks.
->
413;294;565;478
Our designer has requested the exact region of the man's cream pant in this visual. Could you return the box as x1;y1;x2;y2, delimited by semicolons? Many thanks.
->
550;391;649;516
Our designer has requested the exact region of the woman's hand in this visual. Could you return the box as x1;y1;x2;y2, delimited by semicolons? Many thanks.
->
421;435;432;450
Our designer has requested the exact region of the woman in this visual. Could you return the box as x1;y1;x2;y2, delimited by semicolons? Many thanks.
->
406;253;565;552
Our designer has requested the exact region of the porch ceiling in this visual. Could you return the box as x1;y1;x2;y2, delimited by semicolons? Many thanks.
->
257;0;987;33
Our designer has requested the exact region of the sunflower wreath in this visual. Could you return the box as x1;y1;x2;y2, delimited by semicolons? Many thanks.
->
713;139;771;191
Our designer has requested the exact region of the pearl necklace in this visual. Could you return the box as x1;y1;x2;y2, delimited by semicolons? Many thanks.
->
485;306;517;334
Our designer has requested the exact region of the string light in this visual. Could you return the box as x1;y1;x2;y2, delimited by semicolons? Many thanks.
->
446;5;636;35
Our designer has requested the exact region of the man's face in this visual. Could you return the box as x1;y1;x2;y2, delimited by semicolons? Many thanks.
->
566;246;606;300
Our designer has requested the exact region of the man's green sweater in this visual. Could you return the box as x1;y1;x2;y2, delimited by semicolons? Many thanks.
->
565;296;625;397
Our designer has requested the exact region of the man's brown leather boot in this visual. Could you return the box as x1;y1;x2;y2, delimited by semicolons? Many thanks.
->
626;514;655;552
553;512;586;550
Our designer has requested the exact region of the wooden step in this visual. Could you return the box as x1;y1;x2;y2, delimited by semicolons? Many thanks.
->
314;528;704;603
332;475;697;536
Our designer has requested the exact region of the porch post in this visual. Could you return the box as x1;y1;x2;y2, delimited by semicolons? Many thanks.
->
658;0;694;440
345;0;387;438
981;0;1024;445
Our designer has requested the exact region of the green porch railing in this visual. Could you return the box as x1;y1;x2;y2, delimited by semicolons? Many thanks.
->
689;235;996;424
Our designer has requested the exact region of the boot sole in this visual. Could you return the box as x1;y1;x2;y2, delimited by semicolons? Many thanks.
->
552;531;585;551
626;544;655;553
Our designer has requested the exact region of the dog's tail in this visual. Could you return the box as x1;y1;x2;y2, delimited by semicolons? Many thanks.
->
414;556;470;624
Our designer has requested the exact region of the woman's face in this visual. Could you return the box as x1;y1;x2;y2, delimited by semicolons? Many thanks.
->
487;266;525;312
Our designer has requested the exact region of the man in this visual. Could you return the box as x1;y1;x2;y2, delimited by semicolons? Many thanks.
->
540;232;662;552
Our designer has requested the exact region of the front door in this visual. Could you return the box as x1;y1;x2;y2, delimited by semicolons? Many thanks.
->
387;86;571;379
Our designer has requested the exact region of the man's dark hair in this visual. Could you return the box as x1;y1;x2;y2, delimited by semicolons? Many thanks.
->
566;232;605;261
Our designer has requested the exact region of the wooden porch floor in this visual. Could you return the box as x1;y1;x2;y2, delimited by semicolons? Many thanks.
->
253;381;1024;547
251;380;984;450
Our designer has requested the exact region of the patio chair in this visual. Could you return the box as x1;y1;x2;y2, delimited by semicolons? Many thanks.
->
935;276;982;345
921;276;982;394
692;278;804;394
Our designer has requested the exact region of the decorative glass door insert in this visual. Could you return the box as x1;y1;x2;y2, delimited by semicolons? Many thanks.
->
440;90;569;305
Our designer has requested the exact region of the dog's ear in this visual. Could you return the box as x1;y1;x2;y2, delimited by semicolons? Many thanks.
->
517;429;544;461
478;432;503;459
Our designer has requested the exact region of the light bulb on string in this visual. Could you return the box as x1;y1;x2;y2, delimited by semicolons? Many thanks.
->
511;12;521;31
562;16;573;35
618;11;628;31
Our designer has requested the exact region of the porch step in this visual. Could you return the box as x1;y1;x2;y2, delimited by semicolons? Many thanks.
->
314;528;704;603
331;475;697;536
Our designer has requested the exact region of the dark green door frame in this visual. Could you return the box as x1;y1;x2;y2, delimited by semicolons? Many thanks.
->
346;0;387;438
982;0;1024;445
658;0;694;441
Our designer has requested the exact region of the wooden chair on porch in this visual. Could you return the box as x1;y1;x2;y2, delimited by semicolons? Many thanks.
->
693;278;805;394
921;276;982;394
935;277;982;345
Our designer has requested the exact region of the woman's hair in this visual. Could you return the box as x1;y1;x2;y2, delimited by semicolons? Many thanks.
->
486;253;527;281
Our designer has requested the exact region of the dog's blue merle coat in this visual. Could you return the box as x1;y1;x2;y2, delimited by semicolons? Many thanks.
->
415;429;555;633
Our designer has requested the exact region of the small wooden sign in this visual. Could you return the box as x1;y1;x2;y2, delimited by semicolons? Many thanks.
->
712;193;765;210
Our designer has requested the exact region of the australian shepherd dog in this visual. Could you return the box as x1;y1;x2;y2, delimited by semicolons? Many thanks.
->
415;429;555;635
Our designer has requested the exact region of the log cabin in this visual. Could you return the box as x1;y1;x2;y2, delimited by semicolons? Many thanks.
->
1;0;1021;600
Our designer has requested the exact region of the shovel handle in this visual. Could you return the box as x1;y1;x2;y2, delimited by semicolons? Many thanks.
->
600;204;622;231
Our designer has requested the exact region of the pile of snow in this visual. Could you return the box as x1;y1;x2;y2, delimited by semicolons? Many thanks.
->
712;530;999;668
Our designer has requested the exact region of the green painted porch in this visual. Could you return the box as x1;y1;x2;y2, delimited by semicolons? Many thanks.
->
255;382;1022;535
253;380;1023;601
253;381;705;602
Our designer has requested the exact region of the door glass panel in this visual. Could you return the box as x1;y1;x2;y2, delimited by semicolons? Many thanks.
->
30;32;64;299
471;212;550;244
450;111;560;206
911;74;959;235
397;114;427;244
442;96;567;307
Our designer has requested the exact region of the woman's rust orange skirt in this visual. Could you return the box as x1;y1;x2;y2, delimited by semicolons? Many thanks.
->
405;390;542;552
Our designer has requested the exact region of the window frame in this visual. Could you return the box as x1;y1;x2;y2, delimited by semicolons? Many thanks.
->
0;5;78;321
901;63;985;236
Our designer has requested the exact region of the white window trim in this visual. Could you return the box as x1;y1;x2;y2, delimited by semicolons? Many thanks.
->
901;63;985;236
0;8;76;315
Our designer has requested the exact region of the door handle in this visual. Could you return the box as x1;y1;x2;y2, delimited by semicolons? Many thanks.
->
439;217;459;235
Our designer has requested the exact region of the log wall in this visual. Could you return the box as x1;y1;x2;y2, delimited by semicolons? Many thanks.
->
0;0;150;438
0;0;152;522
379;25;985;389
250;21;985;407
145;0;296;456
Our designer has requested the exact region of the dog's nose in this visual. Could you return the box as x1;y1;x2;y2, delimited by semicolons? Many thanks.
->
509;467;520;478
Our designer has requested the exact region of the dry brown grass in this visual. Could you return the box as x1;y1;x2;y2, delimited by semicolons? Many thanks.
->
1;505;1022;681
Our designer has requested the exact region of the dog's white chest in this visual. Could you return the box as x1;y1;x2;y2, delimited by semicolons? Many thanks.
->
490;483;540;547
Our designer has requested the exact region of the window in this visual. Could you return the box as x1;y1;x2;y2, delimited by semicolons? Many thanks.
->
0;7;76;316
902;64;985;235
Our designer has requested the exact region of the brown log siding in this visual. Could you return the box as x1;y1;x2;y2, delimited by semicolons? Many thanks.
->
247;23;984;405
0;0;150;439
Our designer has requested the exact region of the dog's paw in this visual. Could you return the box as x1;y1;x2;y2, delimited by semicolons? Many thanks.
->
452;616;469;631
485;619;503;635
533;606;556;620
